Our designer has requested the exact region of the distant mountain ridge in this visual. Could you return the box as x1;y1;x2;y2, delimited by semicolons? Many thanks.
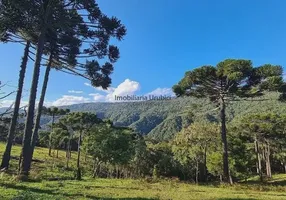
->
2;92;285;141
57;92;286;140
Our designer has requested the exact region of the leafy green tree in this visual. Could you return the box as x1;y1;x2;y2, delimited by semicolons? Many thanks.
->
85;124;136;178
49;127;69;158
173;59;285;183
172;122;220;182
38;131;50;147
0;117;11;141
238;113;286;181
227;127;254;181
147;141;181;179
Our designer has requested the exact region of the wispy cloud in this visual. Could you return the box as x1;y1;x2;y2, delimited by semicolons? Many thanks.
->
68;90;83;94
0;100;52;108
145;88;175;97
52;95;91;107
84;82;91;87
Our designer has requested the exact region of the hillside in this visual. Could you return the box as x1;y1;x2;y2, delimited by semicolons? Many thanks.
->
37;92;286;141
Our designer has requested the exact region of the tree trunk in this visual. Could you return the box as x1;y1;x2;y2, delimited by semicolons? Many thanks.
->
76;130;82;180
56;149;59;158
195;159;199;184
116;166;119;179
254;137;263;182
92;160;97;178
19;30;46;176
66;151;70;169
25;54;53;172
220;99;231;183
66;131;72;169
265;146;269;177
203;145;207;182
65;142;68;158
1;41;30;170
265;141;272;178
48;114;55;156
30;55;53;163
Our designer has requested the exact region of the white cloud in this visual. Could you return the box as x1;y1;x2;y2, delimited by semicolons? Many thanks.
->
0;100;28;108
89;93;106;102
85;81;114;93
1;80;176;108
94;87;115;94
146;88;175;97
106;79;140;102
0;100;52;108
68;90;83;94
52;95;90;107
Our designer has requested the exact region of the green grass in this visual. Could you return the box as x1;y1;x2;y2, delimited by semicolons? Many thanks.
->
1;143;286;200
0;142;93;180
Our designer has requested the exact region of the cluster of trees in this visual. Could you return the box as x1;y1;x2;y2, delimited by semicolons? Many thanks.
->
171;114;286;183
37;111;138;180
34;111;286;183
2;107;286;183
0;0;126;178
173;59;286;183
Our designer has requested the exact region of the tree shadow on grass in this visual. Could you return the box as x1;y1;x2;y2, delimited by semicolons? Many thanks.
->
63;193;159;200
67;182;143;191
0;182;55;195
241;179;286;187
1;182;158;200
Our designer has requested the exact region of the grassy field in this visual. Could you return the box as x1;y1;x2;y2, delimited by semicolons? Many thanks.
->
0;143;286;200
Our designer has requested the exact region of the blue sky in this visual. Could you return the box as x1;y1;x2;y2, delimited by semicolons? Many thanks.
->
1;0;286;107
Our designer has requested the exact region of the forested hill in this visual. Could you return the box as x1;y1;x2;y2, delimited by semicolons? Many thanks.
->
42;92;282;141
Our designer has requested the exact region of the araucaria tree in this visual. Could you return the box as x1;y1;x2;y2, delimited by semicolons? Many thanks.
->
173;59;285;183
0;0;39;170
4;0;127;177
41;107;70;156
59;112;102;180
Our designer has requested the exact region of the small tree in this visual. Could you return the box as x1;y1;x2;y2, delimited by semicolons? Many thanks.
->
41;107;70;156
173;59;285;183
85;124;136;178
172;122;220;183
59;112;102;180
